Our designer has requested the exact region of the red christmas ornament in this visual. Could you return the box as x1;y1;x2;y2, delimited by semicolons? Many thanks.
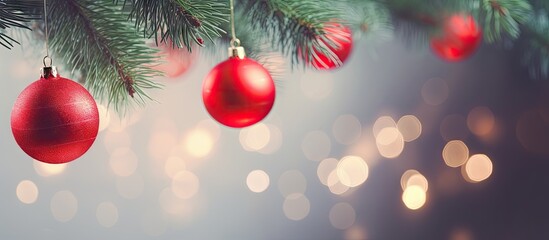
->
11;66;99;164
202;46;275;128
309;22;353;70
152;42;197;79
430;14;482;61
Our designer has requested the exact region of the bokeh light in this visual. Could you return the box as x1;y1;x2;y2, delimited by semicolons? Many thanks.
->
116;173;144;199
278;170;307;197
246;170;270;193
372;116;397;137
240;123;271;152
172;171;200;199
406;173;429;192
148;131;178;160
332;114;362;145
50;190;78;222
302;130;331;161
16;180;38;204
329;202;356;230
97;104;111;132
467;107;495;137
184;128;215;158
421;77;449;106
109;147;138;177
33;161;67;177
164;156;186;179
328;170;350;195
283;193;310;221
336;155;369;187
402;186;426;210
443;140;470;168
257;124;283;154
397;115;422;142
345;226;368;240
464;154;493;182
400;169;420;190
96;201;119;228
376;127;405;159
103;130;132;154
195;119;221;142
317;158;339;186
159;187;191;216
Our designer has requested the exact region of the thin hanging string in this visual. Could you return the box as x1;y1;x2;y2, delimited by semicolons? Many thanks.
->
229;0;240;47
43;0;51;67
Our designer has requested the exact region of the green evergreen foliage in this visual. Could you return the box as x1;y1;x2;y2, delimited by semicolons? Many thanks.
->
2;0;549;111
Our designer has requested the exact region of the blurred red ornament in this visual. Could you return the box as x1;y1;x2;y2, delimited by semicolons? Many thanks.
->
308;22;353;70
11;67;99;164
202;48;275;128
430;14;482;61
152;42;197;79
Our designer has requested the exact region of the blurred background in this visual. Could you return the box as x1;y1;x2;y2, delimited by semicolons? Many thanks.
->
2;36;549;240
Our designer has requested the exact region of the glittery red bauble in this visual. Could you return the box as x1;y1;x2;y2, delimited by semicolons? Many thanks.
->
430;14;482;61
310;23;353;70
202;57;275;128
152;43;197;79
11;74;99;164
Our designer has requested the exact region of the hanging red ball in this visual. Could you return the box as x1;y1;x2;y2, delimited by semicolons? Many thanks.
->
152;42;197;79
11;72;99;164
430;14;482;61
309;22;353;70
202;56;275;128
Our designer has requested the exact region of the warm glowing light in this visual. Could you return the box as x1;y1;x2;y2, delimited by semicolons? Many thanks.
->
332;114;362;145
184;128;214;158
109;147;138;177
283;193;310;221
376;127;405;159
317;158;339;186
278;170;307;197
240;123;271;152
301;71;334;100
302;130;331;161
16;180;38;204
406;173;429;192
97;104;111;132
345;226;367;240
50;190;78;222
464;154;493;182
443;140;469;168
467;107;495;137
258;124;283;154
103;130;131;154
397;115;422;142
402;186;426;210
337;156;369;187
400;169;420;190
96;201;119;228
33;161;67;177
196;119;221;142
421;77;449;106
172;171;200;199
329;202;356;230
164;156;186;179
328;171;350;195
116;173;144;199
148;131;178;160
247;170;270;193
372;116;397;138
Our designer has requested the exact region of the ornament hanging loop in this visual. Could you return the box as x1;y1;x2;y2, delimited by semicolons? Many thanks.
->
43;56;52;67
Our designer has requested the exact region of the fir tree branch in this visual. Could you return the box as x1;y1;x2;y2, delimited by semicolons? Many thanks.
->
0;0;41;49
239;0;345;67
520;10;549;79
48;0;160;112
124;0;227;51
480;0;533;42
